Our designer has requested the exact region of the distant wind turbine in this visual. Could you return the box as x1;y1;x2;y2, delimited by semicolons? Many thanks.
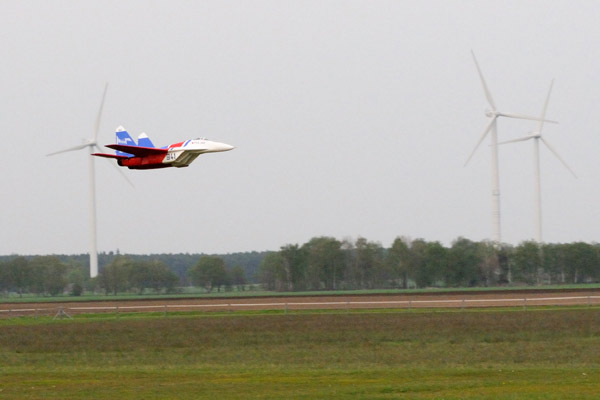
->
498;79;576;243
464;50;557;243
47;84;132;278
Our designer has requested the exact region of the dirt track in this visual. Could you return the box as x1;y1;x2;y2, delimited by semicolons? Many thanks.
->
2;289;600;317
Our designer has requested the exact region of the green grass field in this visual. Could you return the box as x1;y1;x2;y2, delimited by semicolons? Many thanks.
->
1;308;600;399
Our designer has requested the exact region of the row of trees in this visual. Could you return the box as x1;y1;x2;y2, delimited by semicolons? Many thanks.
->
0;256;185;296
187;256;247;292
258;237;600;291
94;255;249;294
2;237;600;296
96;257;179;295
0;256;83;296
0;254;249;296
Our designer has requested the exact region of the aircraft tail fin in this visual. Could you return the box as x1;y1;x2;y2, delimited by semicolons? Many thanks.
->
115;126;136;157
137;132;155;148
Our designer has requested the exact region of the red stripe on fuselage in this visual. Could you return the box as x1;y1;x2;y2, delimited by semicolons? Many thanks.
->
119;142;186;169
120;153;171;169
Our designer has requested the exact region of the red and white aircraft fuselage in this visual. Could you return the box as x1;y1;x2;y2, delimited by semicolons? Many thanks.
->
93;126;234;169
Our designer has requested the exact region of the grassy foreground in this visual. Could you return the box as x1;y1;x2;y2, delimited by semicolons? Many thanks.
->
1;309;600;399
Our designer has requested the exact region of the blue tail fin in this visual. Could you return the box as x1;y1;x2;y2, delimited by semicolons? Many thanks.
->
137;132;155;148
115;126;136;157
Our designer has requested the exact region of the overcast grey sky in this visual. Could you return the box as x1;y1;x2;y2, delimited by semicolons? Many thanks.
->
1;1;599;256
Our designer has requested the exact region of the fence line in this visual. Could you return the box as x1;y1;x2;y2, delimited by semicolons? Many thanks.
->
2;295;600;317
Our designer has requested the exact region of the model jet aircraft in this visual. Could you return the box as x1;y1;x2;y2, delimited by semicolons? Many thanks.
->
93;126;234;169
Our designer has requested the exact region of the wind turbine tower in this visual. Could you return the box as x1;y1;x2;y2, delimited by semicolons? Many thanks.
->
498;80;576;242
47;84;131;278
465;51;556;243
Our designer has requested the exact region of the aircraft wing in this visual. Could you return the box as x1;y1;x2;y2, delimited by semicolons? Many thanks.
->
105;144;169;157
92;153;131;160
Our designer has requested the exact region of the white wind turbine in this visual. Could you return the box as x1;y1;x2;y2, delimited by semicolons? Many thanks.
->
47;84;132;278
464;50;556;243
498;79;576;243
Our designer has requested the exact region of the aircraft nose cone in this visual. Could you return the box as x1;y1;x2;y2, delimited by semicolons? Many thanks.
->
204;141;235;153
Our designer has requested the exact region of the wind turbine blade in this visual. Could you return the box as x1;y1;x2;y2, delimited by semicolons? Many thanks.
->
537;79;554;134
93;83;109;142
94;145;135;187
471;50;497;111
540;137;577;178
497;136;533;145
46;143;90;156
464;116;495;166
497;112;558;124
108;160;135;188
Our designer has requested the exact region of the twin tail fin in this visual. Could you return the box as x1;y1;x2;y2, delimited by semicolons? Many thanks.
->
115;126;156;157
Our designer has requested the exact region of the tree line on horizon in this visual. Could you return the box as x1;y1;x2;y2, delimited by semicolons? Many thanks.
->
257;237;600;291
0;255;249;297
1;237;600;296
